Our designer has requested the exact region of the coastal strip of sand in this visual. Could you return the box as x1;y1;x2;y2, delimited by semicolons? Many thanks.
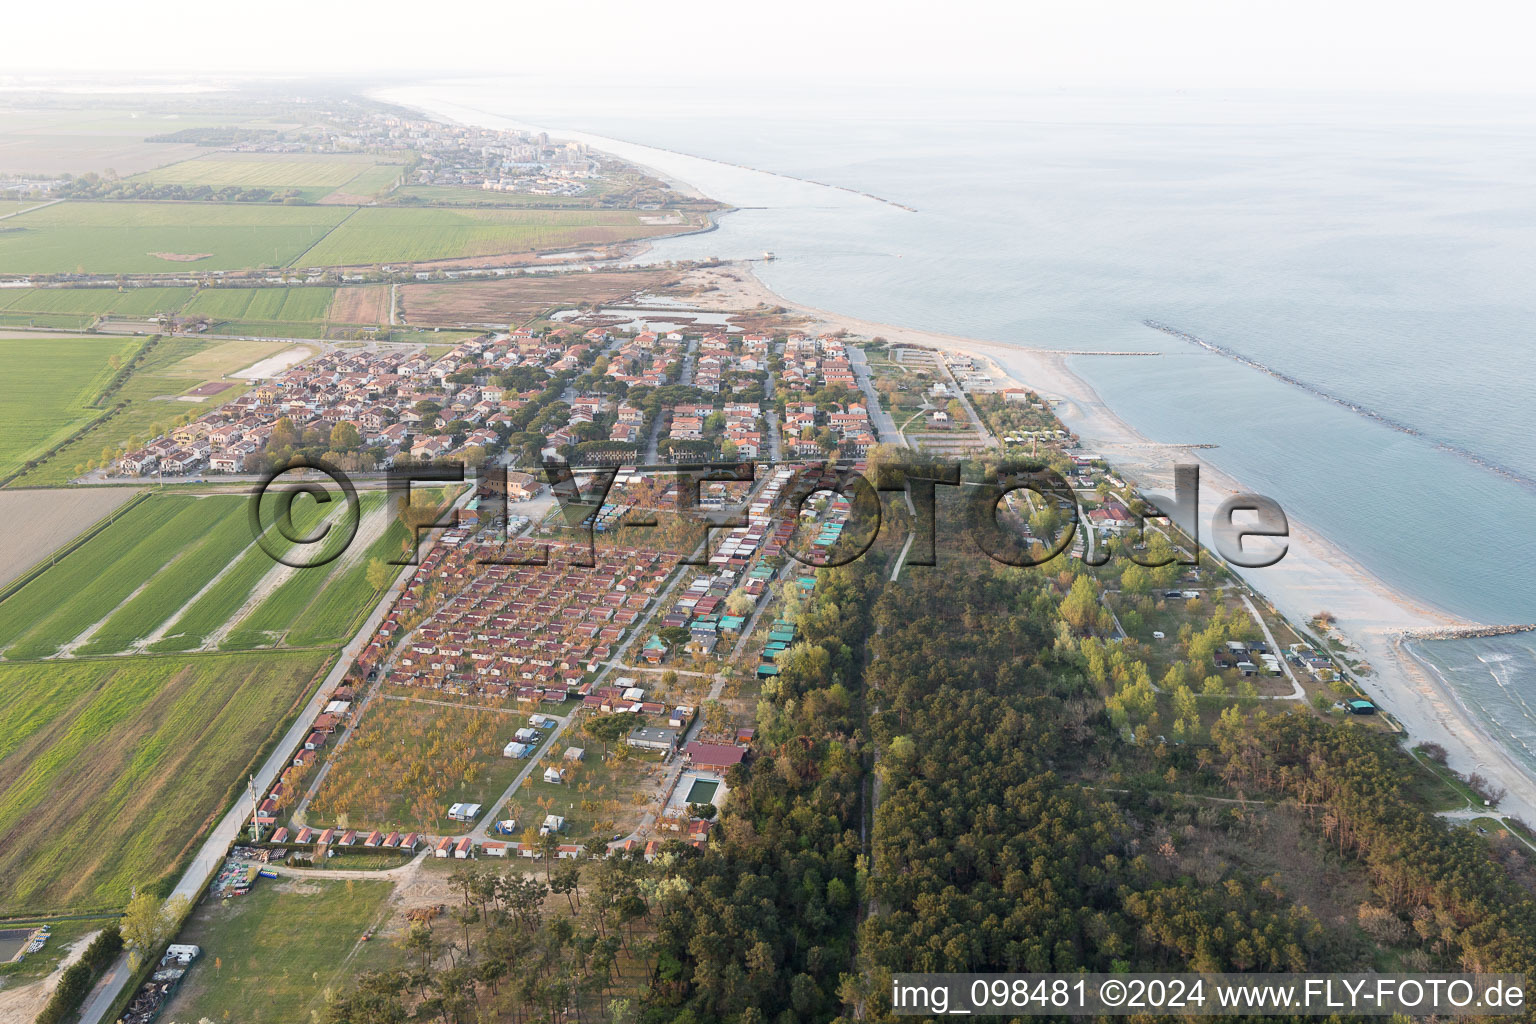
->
678;261;1536;824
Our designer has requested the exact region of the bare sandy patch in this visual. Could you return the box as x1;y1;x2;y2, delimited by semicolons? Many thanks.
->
232;344;314;381
0;487;139;590
0;929;100;1024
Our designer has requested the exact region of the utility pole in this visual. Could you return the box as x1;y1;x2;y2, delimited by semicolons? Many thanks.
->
248;774;261;842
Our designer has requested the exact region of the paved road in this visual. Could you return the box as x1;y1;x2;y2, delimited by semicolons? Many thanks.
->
934;353;997;448
80;491;472;1024
728;564;783;660
473;715;576;840
848;346;904;446
1437;809;1536;852
764;410;783;462
889;532;916;581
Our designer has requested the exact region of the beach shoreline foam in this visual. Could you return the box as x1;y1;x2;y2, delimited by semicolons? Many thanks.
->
385;87;1536;826
678;260;1536;823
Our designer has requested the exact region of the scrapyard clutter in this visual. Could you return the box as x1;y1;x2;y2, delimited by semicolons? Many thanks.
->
117;944;200;1024
209;846;276;899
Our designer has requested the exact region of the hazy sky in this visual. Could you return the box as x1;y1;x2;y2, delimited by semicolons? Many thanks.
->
9;0;1536;94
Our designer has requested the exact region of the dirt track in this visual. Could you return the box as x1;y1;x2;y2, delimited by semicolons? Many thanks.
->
0;929;102;1024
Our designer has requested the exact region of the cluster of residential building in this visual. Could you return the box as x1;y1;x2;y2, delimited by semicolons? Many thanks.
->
780;333;855;392
598;328;688;389
115;328;591;477
783;398;877;457
660;400;769;460
113;316;891;478
238;107;603;190
361;540;672;702
1213;639;1285;678
690;331;772;394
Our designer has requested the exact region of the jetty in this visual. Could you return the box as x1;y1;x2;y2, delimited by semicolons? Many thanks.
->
1040;350;1161;356
1144;319;1536;492
1399;624;1536;642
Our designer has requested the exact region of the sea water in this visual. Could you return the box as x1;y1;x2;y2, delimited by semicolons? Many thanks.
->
391;79;1536;770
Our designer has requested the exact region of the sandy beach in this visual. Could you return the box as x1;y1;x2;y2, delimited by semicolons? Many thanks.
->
389;90;1536;822
671;261;1536;823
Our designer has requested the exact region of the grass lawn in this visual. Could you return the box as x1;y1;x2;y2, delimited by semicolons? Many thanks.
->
1408;747;1483;811
0;650;331;914
499;747;666;843
0;201;350;275
160;876;396;1024
297;206;694;266
0;334;137;478
0;916;110;985
302;850;416;871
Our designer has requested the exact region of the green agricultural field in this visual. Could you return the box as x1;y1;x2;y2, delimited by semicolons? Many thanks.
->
215;320;328;339
0;311;93;330
297;206;694;266
132;152;396;190
150;493;354;652
394;184;602;208
0;107;286;177
285;515;409;647
322;161;407;201
0;494;236;659
10;333;255;487
0;650;331;914
219;492;386;649
73;496;255;655
0;334;138;478
0;286;192;316
160;876;396;1024
0;201;351;275
183;286;336;323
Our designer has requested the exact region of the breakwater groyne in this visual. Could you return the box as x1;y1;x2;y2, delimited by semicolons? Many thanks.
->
1042;350;1162;356
1400;624;1536;642
1143;320;1536;493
